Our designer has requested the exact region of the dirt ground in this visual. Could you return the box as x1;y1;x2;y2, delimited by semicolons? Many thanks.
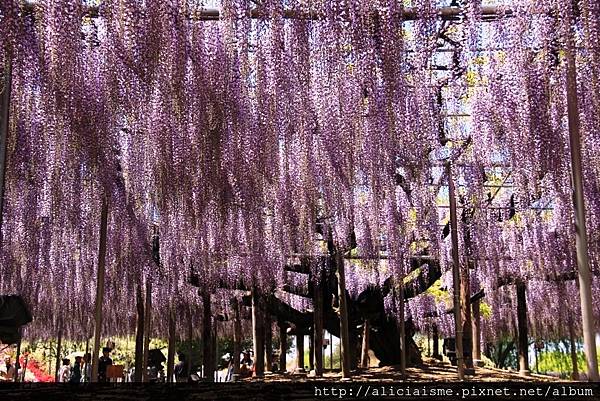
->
255;357;563;383
0;358;579;401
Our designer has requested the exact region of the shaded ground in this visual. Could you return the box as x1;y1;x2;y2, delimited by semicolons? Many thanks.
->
1;359;593;401
252;357;562;383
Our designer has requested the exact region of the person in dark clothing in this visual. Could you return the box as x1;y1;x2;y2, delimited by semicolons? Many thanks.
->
239;351;253;378
174;352;188;383
98;347;113;382
69;356;82;383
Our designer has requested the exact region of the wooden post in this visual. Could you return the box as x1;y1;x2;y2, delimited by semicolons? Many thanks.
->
213;320;218;381
91;197;108;382
534;343;539;374
134;284;145;382
0;58;11;243
446;162;464;380
313;275;324;376
472;299;482;366
427;326;431;357
336;252;352;379
568;317;579;380
251;288;265;377
233;299;242;380
187;313;193;379
296;332;305;372
338;333;342;369
360;320;370;368
14;336;21;382
142;279;152;382
329;331;333;370
166;306;176;383
278;321;287;373
265;315;273;372
308;333;315;372
516;280;530;376
565;14;599;382
397;287;407;376
201;291;214;381
433;324;440;359
461;267;474;372
54;329;62;382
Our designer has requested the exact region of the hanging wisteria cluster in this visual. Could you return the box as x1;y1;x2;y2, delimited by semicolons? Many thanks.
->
0;0;599;349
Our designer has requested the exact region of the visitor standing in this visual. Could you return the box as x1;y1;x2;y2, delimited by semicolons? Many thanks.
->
98;347;113;382
1;357;15;381
239;351;253;378
59;359;71;382
69;356;82;383
174;352;188;383
81;353;92;383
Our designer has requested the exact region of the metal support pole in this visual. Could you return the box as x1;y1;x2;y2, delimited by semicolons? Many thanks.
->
397;287;407;376
568;316;579;380
360;319;370;368
202;290;214;381
91;197;108;382
142;279;152;382
308;333;315;372
336;252;352;379
446;162;465;380
166;306;176;383
427;326;431;357
565;17;599;382
472;299;482;366
14;336;21;382
213;319;218;381
516;280;530;376
134;284;145;382
54;329;62;382
433;324;440;359
313;275;324;376
233;299;242;380
251;288;265;378
0;58;12;244
187;312;193;379
461;235;474;372
330;331;333;370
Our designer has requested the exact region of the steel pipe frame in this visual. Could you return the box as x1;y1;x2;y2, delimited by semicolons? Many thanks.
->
21;3;513;22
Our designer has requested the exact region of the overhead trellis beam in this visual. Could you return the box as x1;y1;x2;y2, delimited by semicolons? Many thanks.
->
20;3;513;22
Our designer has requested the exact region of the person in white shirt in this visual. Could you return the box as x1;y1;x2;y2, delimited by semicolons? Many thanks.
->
81;353;92;383
1;357;16;381
58;359;71;383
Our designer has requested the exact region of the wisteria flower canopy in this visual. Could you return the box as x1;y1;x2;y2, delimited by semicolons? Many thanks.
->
0;0;599;354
